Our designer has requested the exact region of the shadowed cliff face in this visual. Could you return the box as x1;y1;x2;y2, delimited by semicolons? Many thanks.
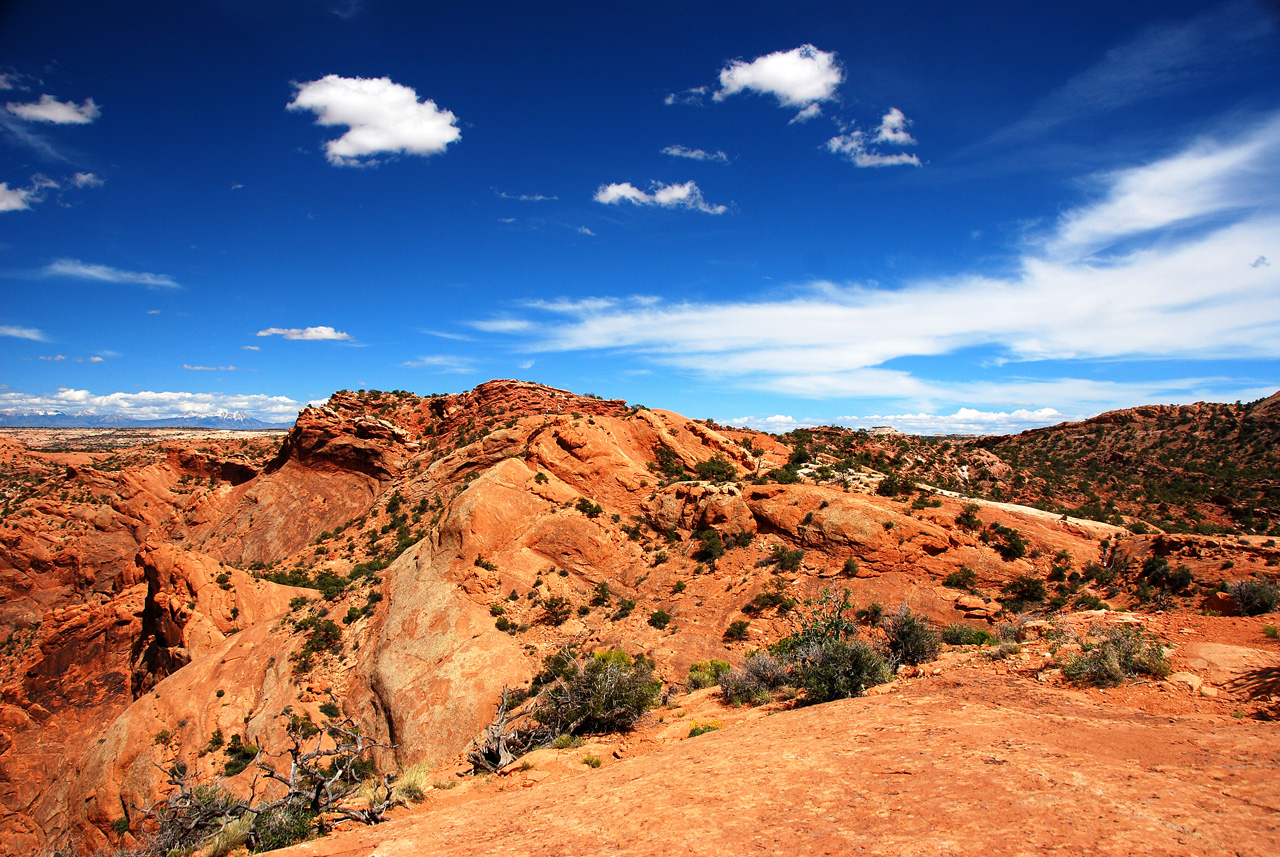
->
0;381;1277;855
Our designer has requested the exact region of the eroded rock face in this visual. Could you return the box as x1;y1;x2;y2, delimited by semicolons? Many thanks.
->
2;381;1277;854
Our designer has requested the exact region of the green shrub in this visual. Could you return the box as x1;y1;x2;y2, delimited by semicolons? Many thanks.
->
769;588;858;657
540;594;573;626
987;523;1027;561
694;529;725;562
318;701;340;719
766;544;805;571
582;755;602;768
723;619;750;641
575;498;604;518
648;609;671;630
688;721;722;737
943;567;977;590
687;659;731;689
1229;577;1279;616
876;471;914;497
1001;575;1046;611
942;623;993;646
791;638;891;703
251;804;316;851
1263;624;1279;639
955;504;982;531
842;557;859;576
1062;626;1171;687
694;455;737;482
881;606;940;667
532;650;661;735
111;817;130;835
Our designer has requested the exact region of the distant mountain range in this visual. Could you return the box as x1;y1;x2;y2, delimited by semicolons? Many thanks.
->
0;411;295;430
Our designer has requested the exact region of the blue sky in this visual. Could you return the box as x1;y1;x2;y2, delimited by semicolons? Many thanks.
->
2;0;1278;433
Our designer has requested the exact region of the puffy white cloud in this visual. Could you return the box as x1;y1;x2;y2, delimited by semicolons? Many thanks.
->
661;145;729;164
72;172;103;188
287;75;460;166
88;356;104;362
593;181;727;214
0;325;46;340
714;45;843;112
0;182;31;212
0;389;303;421
826;131;921;168
44;259;180;288
874;108;915;145
5;94;100;124
255;326;352;341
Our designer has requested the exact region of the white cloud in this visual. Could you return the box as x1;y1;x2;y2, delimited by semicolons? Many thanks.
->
402;354;472;372
183;364;236;371
287;75;460;166
0;389;303;421
661;145;729;164
479;114;1280;417
0;325;46;340
39;354;65;361
242;345;260;350
88;356;103;362
1045;114;1280;259
6;94;100;124
255;326;352;341
495;190;557;201
834;408;1065;436
873;108;916;145
72;171;103;188
577;226;595;236
789;104;823;124
594;180;727;214
714;45;843;116
0;74;16;90
471;317;532;333
0;183;31;212
664;86;709;106
826;131;921;168
44;259;180;288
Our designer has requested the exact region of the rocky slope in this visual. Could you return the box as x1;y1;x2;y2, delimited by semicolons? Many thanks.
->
0;380;1277;855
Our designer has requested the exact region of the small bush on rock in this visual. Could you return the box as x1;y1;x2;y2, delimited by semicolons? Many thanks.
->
1062;626;1171;687
881;606;941;668
532;650;661;735
1229;577;1279;616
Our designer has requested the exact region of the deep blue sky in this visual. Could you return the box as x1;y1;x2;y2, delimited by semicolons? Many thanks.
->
2;0;1278;432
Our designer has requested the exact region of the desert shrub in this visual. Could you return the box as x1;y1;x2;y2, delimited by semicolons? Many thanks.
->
876;471;914;498
1062;626;1171;686
1001;575;1046;611
1228;577;1279;616
987;523;1028;561
551;734;581;749
582;755;602;768
768;588;858;658
881;606;941;667
1263;625;1279;640
251;804;317;851
575;497;604;518
1075;593;1108;610
987;642;1023;660
855;601;884;625
611;598;636;621
532;650;661;735
761;467;801;484
955;504;983;531
494;616;511;632
791;639;891;703
943;567;977;591
743;590;797;615
942;623;993;646
723;619;751;641
647;609;671;630
688;721;722;737
318;701;340;719
687;659;731;689
719;651;789;705
694;529;725;562
540;594;573;626
842;557;859;576
591;581;611;606
694;455;737;482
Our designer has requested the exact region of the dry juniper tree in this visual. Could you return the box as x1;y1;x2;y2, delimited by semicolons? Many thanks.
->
141;705;395;855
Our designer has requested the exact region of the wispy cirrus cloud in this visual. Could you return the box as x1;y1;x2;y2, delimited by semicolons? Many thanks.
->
594;180;727;214
494;189;557;201
256;326;352;341
288;75;460;166
402;354;473;372
183;364;236;371
44;259;181;288
0;325;46;341
661;145;729;164
476;112;1280;423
